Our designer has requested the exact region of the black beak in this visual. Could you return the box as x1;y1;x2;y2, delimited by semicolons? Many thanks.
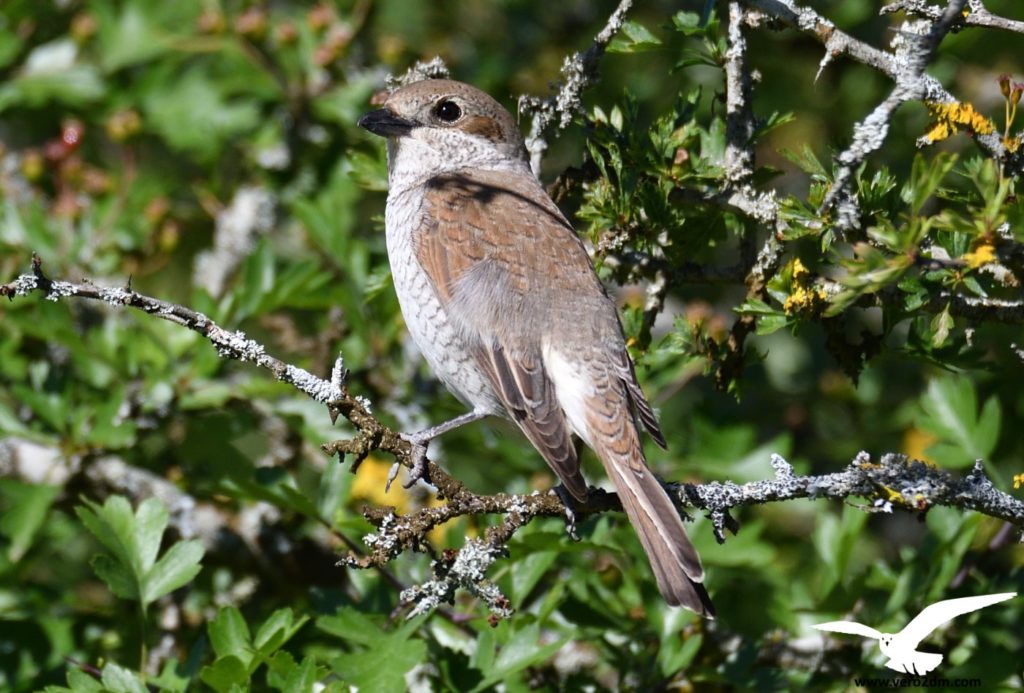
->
358;108;416;137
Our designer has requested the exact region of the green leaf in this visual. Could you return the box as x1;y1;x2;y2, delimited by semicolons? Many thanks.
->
142;539;204;604
607;21;663;53
143;67;261;160
930;304;954;348
76;496;142;576
208;606;252;663
0;41;105;112
76;496;203;609
282;657;319;693
323;610;429;692
510;548;558;605
99;663;148;693
90;554;139;600
918;377;1001;467
0;480;59;562
199;655;250;693
904;152;958;215
473;623;568;691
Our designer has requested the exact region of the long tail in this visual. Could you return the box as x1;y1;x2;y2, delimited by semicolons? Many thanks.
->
596;438;715;616
544;345;713;615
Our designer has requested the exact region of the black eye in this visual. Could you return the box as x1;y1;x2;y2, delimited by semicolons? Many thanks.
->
434;99;462;123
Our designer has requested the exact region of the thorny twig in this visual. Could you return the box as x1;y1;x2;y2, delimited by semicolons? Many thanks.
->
741;0;1022;179
818;0;969;230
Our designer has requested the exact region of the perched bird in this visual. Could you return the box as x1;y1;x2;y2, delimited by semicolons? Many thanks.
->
359;79;713;616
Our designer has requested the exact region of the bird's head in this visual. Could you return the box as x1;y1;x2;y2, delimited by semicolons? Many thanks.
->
358;79;530;184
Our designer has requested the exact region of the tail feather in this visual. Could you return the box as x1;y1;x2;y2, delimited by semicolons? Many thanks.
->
599;447;715;617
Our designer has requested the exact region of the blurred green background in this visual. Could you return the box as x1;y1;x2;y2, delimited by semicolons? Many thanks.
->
1;0;1022;690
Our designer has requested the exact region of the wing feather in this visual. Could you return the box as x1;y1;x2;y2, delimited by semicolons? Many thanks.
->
416;171;593;500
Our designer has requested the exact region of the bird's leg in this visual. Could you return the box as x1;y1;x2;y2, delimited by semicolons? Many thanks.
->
386;409;488;491
552;484;582;542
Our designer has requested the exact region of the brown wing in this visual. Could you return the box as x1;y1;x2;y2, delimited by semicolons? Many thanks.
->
416;170;598;500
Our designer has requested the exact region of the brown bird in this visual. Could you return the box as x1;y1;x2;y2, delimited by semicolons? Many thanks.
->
359;79;713;616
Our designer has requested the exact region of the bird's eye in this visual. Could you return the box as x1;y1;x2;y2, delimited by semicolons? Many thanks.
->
434;100;462;123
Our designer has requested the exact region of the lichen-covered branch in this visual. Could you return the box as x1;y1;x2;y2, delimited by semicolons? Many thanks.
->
348;451;1024;617
4;261;1022;620
884;0;1024;35
742;0;1021;179
725;2;756;184
517;0;634;174
820;0;968;229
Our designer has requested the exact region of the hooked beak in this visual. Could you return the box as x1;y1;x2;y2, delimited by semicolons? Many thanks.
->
358;108;416;137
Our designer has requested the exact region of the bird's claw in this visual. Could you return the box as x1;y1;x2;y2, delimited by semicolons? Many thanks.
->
403;441;430;488
385;462;401;493
396;433;431;489
553;485;580;541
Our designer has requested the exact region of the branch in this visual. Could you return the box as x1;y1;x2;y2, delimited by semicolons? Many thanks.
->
517;0;634;174
343;451;1024;616
5;261;1023;619
884;0;1024;35
742;0;1022;187
725;2;756;184
819;0;968;230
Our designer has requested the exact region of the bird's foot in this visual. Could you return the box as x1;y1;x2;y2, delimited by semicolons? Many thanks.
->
386;411;489;492
389;431;432;490
553;484;580;542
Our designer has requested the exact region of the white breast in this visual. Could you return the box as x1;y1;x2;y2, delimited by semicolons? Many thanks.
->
384;187;502;415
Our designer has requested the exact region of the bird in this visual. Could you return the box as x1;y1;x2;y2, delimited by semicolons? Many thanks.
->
814;592;1016;675
358;78;713;616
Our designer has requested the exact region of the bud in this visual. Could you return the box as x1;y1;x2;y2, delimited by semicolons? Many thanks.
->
197;9;226;34
274;21;298;45
1012;82;1023;106
998;74;1011;98
307;3;334;32
70;13;98;42
106;109;142;142
235;8;267;39
21;150;44;182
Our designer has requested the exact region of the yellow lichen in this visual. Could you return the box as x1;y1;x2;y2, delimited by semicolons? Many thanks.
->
791;257;811;281
783;285;827;315
881;485;903;503
1014;473;1024;490
783;258;827;316
1004;135;1022;154
783;259;826;315
923;101;996;143
963;243;997;269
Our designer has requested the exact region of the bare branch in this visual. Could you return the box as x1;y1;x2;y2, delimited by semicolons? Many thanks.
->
820;0;969;230
1;255;345;406
725;2;756;184
742;0;1021;185
5;260;1023;620
517;0;634;175
884;0;1024;35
